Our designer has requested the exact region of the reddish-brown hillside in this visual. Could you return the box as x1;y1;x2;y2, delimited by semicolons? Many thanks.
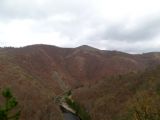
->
5;44;160;87
0;44;160;120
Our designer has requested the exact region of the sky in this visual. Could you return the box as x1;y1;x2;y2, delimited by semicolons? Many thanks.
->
0;0;160;53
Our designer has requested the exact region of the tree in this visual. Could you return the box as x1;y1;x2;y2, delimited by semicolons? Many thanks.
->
125;91;160;120
130;91;160;120
0;88;21;120
65;97;91;120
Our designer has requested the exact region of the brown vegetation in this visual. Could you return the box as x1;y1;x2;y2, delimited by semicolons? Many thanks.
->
0;44;160;120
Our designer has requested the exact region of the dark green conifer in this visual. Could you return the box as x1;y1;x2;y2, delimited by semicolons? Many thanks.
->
0;88;20;120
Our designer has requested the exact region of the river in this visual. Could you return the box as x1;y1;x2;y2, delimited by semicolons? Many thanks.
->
60;105;81;120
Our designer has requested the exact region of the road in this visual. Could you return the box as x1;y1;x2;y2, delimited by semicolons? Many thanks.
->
60;105;81;120
54;91;81;120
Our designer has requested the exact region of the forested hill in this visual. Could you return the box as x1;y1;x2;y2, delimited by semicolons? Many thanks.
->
73;65;160;120
0;44;160;120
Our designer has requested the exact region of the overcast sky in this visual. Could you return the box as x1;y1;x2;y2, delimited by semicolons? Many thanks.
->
0;0;160;53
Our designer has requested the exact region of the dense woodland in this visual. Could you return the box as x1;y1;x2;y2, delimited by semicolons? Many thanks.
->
1;45;160;120
73;66;160;120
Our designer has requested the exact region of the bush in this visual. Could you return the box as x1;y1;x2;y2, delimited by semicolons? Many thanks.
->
0;88;21;120
65;97;91;120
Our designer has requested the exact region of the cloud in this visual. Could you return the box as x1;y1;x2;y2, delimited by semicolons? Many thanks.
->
0;0;93;20
0;0;160;53
88;16;160;42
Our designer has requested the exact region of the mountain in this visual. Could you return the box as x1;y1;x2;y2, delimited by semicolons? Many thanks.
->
0;44;160;120
73;65;160;120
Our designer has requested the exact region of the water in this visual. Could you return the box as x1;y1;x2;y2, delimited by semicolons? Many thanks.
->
60;105;81;120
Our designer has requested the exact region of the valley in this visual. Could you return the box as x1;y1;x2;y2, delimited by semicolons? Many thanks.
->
0;44;160;120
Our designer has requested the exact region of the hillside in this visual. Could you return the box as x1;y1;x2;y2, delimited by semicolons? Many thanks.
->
0;44;160;120
73;65;160;119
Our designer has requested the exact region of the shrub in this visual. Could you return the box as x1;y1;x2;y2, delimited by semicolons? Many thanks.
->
65;97;91;120
0;88;21;120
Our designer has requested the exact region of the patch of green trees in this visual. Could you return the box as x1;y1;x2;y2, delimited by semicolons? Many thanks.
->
65;97;91;120
0;88;20;120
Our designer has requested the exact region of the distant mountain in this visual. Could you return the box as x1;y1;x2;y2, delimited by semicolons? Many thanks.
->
0;44;160;120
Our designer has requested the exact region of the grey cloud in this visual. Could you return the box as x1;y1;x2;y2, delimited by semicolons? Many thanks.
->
82;39;160;54
30;15;160;53
0;0;93;20
0;0;160;54
31;11;97;41
90;17;160;42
